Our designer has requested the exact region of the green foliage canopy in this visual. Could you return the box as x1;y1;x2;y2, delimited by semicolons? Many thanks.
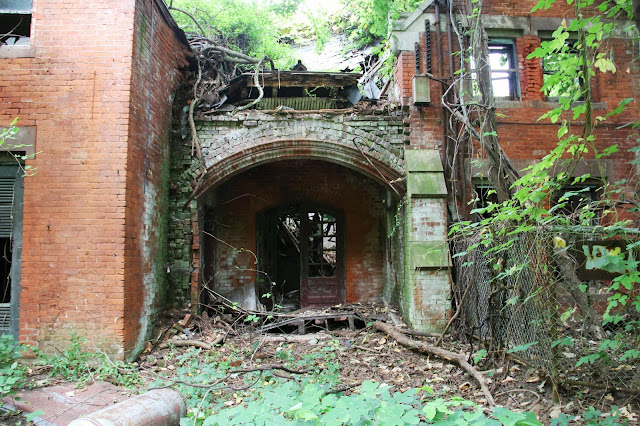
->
169;0;297;67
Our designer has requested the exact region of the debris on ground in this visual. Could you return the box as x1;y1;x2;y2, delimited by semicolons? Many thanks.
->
5;302;638;424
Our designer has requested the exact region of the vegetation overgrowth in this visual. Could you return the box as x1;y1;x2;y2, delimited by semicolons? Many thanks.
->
1;332;634;424
168;0;424;69
450;0;639;407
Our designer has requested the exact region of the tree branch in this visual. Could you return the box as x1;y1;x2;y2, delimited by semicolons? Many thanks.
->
374;321;495;406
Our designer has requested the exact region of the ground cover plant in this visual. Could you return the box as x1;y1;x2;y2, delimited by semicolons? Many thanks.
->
2;304;638;424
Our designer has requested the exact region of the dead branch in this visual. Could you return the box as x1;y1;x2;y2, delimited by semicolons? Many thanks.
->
159;339;212;350
352;345;383;354
374;321;495;406
559;379;640;396
398;329;442;338
260;334;332;343
230;364;312;375
383;299;403;327
126;364;311;393
232;58;265;114
168;6;207;36
0;20;23;44
201;44;260;64
494;388;542;408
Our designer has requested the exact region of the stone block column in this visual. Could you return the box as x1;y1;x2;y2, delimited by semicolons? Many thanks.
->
402;149;452;331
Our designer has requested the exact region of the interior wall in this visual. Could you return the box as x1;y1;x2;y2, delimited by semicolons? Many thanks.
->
204;160;389;306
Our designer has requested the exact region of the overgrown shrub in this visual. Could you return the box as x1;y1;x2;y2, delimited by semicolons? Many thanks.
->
0;335;27;403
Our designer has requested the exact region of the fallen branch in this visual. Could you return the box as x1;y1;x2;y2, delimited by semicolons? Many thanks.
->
159;339;212;350
127;364;311;393
232;58;265;114
260;334;332;343
383;299;403;327
374;321;495;406
398;329;441;338
558;379;640;396
352;345;384;354
230;364;311;375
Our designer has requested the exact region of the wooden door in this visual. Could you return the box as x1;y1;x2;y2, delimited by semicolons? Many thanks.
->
300;207;345;307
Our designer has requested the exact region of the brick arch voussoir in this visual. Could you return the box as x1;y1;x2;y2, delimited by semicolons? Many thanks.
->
201;119;403;173
196;139;405;197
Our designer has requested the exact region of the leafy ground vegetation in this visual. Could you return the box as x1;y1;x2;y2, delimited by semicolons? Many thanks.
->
1;306;638;425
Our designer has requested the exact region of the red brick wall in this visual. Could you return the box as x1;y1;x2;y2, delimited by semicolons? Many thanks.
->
210;160;387;304
481;0;600;17
393;4;640;206
122;0;188;357
0;0;187;358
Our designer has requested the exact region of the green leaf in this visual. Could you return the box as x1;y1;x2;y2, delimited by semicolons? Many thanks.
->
25;410;46;422
423;404;437;421
560;307;576;322
507;341;539;353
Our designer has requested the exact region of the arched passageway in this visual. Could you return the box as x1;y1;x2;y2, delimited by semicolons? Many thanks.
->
199;160;400;311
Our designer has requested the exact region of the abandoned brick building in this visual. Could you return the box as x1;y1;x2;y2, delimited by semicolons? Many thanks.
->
0;0;638;359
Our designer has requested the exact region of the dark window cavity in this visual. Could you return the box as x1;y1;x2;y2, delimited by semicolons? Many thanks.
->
1;0;33;46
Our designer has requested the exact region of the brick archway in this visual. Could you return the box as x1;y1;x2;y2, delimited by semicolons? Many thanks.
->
195;118;405;196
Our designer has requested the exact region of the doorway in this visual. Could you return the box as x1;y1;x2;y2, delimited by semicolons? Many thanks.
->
257;204;345;310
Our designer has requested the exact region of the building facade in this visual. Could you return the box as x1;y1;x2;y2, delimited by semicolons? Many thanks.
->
1;0;637;359
0;0;189;359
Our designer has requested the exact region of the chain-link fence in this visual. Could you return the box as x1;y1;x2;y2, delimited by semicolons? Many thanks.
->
452;228;640;393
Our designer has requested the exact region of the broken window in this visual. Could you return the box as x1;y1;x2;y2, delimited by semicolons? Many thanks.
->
552;184;600;225
487;42;520;100
469;41;520;101
307;212;337;278
1;0;32;46
542;40;584;101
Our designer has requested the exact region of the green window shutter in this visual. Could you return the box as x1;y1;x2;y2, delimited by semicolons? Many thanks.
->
0;176;16;238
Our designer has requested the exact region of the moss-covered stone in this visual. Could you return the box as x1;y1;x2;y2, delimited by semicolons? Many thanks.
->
404;149;443;172
407;173;447;197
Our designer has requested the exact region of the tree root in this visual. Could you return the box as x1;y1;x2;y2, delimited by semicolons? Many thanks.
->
374;321;496;406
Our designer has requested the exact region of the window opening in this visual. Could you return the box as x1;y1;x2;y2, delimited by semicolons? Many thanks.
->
471;183;499;220
275;209;302;310
487;42;519;100
552;184;600;225
0;0;32;46
469;41;520;100
306;212;337;278
0;165;20;336
542;40;584;101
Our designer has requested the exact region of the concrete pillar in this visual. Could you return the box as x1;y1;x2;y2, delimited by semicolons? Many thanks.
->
402;149;452;331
